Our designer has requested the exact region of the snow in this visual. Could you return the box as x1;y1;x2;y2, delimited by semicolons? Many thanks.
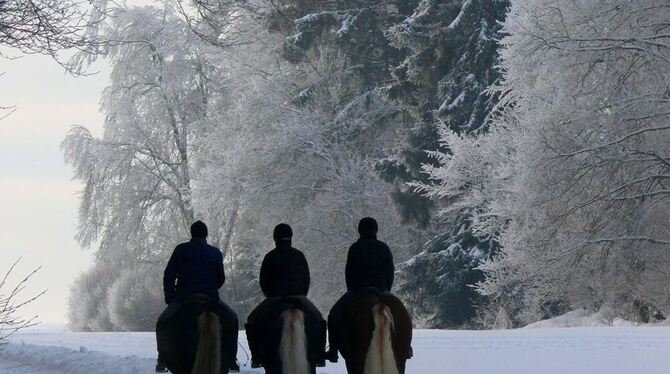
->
294;12;335;30
439;91;465;113
446;243;461;255
3;324;670;373
336;16;353;39
525;308;640;329
447;0;473;30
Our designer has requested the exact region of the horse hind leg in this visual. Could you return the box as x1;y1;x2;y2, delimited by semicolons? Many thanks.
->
280;308;311;374
363;304;399;374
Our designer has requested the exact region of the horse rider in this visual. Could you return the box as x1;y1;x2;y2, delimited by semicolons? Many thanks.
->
325;217;395;362
245;223;326;368
155;220;240;373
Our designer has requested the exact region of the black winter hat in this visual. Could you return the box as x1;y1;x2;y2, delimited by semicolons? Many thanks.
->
273;223;293;241
191;220;208;238
358;217;378;237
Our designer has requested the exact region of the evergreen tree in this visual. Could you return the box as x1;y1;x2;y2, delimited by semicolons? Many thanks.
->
382;0;509;328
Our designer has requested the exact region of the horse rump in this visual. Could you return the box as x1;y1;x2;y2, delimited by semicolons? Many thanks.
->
162;297;224;374
341;291;412;374
192;310;221;374
363;304;399;374
279;308;311;374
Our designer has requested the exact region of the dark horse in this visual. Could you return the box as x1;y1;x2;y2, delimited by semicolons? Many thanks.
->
254;297;323;374
339;289;412;374
159;294;230;374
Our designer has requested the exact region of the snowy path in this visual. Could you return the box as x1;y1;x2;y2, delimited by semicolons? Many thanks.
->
2;326;670;373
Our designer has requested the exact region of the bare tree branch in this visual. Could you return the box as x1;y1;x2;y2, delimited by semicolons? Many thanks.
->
0;258;44;351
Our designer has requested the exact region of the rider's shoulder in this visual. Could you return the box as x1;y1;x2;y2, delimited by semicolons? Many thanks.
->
208;243;222;252
350;238;389;251
378;240;391;249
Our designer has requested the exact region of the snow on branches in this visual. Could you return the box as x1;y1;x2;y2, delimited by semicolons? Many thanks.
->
421;0;670;325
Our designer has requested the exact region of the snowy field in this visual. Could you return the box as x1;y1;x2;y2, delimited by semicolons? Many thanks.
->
2;322;670;373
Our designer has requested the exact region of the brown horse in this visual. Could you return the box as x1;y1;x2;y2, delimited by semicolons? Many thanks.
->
160;294;228;374
339;290;412;374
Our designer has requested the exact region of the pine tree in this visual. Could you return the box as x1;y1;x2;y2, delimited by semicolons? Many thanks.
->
382;0;509;328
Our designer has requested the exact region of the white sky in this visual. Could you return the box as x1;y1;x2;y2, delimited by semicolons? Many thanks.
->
0;50;109;324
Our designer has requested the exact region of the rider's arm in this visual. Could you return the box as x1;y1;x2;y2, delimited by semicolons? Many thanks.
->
345;244;356;291
301;253;310;295
163;246;181;304
384;244;395;291
216;250;225;289
259;255;271;297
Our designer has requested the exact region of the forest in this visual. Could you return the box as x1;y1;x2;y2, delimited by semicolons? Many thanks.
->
39;0;669;331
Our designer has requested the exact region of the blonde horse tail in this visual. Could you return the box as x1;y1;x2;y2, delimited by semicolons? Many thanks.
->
279;308;310;374
363;304;398;374
191;311;221;374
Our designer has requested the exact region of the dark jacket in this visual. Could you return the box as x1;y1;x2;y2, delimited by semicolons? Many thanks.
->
163;238;225;304
259;243;310;298
345;235;394;292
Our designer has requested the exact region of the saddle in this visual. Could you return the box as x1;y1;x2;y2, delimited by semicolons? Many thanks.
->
182;293;216;306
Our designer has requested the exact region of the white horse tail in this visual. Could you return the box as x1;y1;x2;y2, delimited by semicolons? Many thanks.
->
279;308;310;374
364;304;398;374
191;311;221;374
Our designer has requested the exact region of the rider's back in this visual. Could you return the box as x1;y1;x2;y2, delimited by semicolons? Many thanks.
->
163;238;225;303
345;237;394;293
260;243;310;298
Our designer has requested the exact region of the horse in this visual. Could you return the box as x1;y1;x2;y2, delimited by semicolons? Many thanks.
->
339;289;412;374
251;297;323;374
160;294;230;374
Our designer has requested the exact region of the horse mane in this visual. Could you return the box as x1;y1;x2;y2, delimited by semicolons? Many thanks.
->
191;311;221;374
363;304;399;374
279;308;310;374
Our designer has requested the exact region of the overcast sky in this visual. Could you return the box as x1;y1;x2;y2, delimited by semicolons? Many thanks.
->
0;50;109;324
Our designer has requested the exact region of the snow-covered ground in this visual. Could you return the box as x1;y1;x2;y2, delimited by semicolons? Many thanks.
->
2;322;670;373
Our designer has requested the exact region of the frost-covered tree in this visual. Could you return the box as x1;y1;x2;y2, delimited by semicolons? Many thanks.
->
63;4;221;330
420;0;670;325
63;4;212;258
67;262;116;331
107;264;164;331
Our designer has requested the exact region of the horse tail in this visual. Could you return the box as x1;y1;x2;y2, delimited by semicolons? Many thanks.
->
191;311;221;374
364;304;399;374
279;308;310;374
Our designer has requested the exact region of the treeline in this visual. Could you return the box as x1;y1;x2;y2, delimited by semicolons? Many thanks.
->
63;0;670;331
